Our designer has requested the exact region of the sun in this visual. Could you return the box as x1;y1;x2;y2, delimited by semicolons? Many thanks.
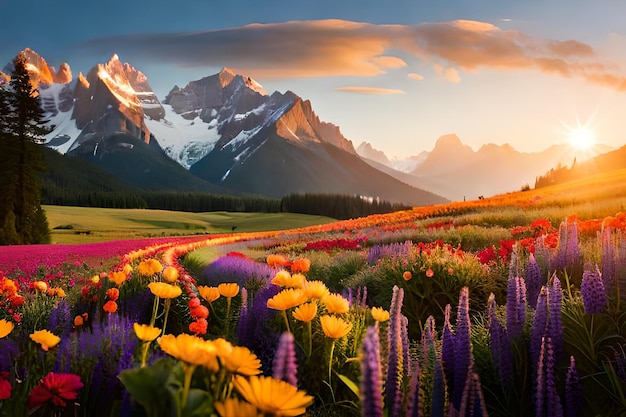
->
567;126;596;150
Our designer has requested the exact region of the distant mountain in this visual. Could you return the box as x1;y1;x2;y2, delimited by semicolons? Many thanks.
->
8;48;446;206
358;134;615;201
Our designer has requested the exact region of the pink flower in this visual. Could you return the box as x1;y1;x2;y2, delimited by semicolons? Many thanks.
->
426;269;434;278
0;372;11;400
28;372;83;409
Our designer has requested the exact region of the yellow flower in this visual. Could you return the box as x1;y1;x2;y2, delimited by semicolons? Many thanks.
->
303;280;329;300
218;283;240;298
292;302;317;323
32;280;48;293
0;319;14;338
266;288;307;311
214;338;262;376
371;307;390;322
322;293;350;314
137;259;164;277
198;286;221;303
109;271;127;286
122;263;133;275
271;270;292;287
214;398;261;417
271;271;304;289
30;329;61;351
162;266;179;283
133;323;161;342
233;375;314;417
158;333;219;370
320;315;353;339
91;275;100;284
148;282;182;299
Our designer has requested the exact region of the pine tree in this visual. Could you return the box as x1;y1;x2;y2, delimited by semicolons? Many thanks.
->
0;52;52;244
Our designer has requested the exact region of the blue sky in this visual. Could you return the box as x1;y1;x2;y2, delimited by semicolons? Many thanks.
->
3;1;626;158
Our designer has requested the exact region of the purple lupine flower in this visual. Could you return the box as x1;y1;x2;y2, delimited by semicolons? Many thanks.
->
581;264;607;314
600;226;617;295
452;287;472;413
553;220;569;271
566;221;580;270
545;337;564;417
535;336;546;417
386;285;405;417
48;299;72;337
459;364;488;417
422;315;437;365
530;287;549;374
525;253;542;309
488;294;512;387
0;339;19;372
548;277;564;363
565;356;582;417
406;356;421;417
401;315;410;377
441;303;456;393
534;235;552;275
431;358;446;417
360;326;384;417
273;332;298;387
506;276;525;339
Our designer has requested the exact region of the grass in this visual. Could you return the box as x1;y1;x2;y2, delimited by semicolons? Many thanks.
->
43;205;337;244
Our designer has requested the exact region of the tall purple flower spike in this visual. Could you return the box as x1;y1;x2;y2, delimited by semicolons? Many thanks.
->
581;263;607;314
565;355;582;417
451;287;471;413
272;331;298;387
360;326;384;417
548;277;564;363
386;285;405;417
525;253;542;310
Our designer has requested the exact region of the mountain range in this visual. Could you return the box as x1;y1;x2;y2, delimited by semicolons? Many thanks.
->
2;48;617;204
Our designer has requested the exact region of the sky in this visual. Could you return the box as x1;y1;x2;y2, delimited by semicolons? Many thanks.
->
3;0;626;159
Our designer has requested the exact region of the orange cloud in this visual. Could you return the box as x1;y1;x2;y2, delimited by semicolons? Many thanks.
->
407;73;424;80
334;87;406;94
78;18;626;91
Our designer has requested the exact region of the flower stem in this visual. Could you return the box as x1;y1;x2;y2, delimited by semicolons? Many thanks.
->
140;342;150;368
307;321;312;357
149;296;160;328
281;310;291;333
181;363;197;410
328;340;336;393
161;299;171;337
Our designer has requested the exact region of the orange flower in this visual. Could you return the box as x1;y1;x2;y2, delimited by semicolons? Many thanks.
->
403;271;412;281
137;259;164;277
108;271;127;286
133;323;161;342
0;319;14;338
290;258;311;273
33;281;48;293
322;293;350;314
30;330;60;351
426;269;434;278
197;286;220;303
266;254;290;267
218;283;240;298
292;302;317;323
103;300;118;313
303;280;329;299
73;315;84;327
162;266;179;283
371;307;390;322
266;288;307;311
271;270;292;287
106;288;119;301
320;315;353;339
148;282;182;299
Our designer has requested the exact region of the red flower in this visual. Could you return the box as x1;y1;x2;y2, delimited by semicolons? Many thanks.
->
28;372;83;409
106;288;119;301
189;318;208;335
103;300;118;313
0;371;11;400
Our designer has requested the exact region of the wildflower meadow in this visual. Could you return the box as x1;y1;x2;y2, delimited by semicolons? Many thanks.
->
1;193;626;416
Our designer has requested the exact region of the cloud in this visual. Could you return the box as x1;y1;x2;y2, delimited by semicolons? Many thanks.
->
77;18;626;91
407;73;424;80
334;87;406;94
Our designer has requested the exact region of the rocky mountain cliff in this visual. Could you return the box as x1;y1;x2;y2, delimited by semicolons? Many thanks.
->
5;48;446;206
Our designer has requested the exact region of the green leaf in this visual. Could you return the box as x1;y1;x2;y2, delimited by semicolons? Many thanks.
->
118;358;176;416
184;389;215;416
336;373;360;400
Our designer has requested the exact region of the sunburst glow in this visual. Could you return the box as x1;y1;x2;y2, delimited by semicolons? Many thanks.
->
567;126;596;150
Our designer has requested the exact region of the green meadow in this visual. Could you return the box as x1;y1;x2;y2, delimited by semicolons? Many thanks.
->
43;205;336;244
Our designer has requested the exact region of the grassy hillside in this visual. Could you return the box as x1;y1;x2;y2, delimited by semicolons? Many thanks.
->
44;205;337;244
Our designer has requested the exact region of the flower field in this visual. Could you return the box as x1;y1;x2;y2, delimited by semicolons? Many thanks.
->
1;186;626;416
